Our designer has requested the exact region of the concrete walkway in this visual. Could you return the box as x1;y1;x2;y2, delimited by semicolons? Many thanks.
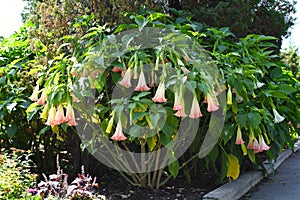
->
245;150;300;200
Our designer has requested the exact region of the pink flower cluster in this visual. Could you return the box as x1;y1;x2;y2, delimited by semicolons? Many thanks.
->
117;68;221;119
45;103;78;126
29;85;78;126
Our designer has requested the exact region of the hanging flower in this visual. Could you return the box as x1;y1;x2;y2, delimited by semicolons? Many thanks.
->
189;95;202;118
37;90;47;105
29;85;40;101
207;93;219;112
227;87;232;105
112;67;123;72
110;120;127;141
152;81;167;103
235;126;244;145
66;103;77;126
173;90;182;111
258;135;270;152
70;91;80;103
175;108;187;117
181;67;190;76
119;67;132;88
40;103;49;120
252;138;260;153
174;95;187;117
55;104;66;124
45;106;58;126
247;132;256;149
272;108;285;123
135;71;150;91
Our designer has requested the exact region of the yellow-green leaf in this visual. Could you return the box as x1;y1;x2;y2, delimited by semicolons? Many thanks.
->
51;125;60;135
147;135;157;151
226;154;240;180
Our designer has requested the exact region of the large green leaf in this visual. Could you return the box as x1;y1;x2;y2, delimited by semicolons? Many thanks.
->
248;111;261;129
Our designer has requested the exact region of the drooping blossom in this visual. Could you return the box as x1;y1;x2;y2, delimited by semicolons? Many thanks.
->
110;120;127;141
37;90;47;105
227;87;232;105
112;67;123;72
272;108;285;123
259;135;270;151
152;81;167;103
55;104;66;124
134;71;150;91
189;95;202;118
66;103;77;126
235;126;244;145
206;93;219;112
40;104;49;120
29;85;40;101
174;94;187;117
254;135;270;154
70;91;80;102
254;82;265;89
45;106;58;126
173;90;182;111
247;133;257;150
119;67;132;88
252;138;260;153
181;67;190;76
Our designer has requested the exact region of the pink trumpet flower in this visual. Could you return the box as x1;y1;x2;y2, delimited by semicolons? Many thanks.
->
29;85;40;101
235;126;245;145
206;93;219;112
152;81;167;103
189;95;202;118
66;103;77;126
254;135;270;154
37;90;47;105
173;91;182;111
70;91;80;103
55;104;66;124
247;133;256;149
45;106;58;126
181;67;190;76
112;67;123;72
134;71;150;91
119;67;132;88
174;96;187;117
110;120;127;141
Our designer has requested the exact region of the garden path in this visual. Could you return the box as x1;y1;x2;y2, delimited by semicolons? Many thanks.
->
246;150;300;200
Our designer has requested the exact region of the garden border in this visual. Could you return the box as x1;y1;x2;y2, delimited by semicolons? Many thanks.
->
203;140;300;200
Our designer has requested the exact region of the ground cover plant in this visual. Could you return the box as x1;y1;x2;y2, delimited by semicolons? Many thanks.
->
0;149;36;199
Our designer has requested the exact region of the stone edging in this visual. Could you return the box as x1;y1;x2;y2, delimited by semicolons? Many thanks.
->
202;140;300;200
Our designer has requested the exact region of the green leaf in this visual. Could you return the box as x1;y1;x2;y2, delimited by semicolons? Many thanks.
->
130;15;149;30
39;126;50;136
146;135;157;151
248;111;261;129
26;103;40;121
247;149;256;163
6;102;18;112
6;123;17;138
237;113;247;128
221;123;235;144
168;159;180;179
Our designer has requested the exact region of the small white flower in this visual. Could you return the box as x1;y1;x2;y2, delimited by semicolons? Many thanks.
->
272;108;285;123
254;82;265;89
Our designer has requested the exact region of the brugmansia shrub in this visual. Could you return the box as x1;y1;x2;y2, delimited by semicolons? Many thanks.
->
25;10;300;189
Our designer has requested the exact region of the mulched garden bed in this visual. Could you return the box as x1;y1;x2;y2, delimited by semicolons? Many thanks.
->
98;171;218;200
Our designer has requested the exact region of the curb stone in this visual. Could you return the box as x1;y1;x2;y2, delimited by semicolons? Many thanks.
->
202;140;300;200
